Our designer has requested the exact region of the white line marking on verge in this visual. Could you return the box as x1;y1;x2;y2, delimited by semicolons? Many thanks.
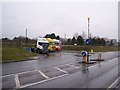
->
108;77;120;88
20;74;68;88
54;67;68;74
38;70;49;79
15;74;20;88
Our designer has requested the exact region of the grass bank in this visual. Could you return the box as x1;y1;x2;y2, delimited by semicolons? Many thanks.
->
2;44;38;63
62;45;119;52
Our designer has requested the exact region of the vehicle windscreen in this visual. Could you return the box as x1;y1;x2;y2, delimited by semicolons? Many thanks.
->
49;42;55;45
38;42;48;46
55;42;59;45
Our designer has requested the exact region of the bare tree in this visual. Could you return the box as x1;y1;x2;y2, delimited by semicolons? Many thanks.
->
89;33;93;38
73;32;79;39
81;31;87;39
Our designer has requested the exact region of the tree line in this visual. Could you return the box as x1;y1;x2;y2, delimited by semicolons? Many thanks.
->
2;33;108;46
66;36;106;46
44;33;60;40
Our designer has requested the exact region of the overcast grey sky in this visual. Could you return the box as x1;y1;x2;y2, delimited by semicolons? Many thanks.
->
2;0;118;40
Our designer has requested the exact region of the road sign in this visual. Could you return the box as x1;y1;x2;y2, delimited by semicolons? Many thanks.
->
25;47;31;52
86;39;91;45
81;51;87;57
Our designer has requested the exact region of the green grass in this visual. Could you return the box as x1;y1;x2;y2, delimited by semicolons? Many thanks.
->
2;44;38;63
62;45;119;52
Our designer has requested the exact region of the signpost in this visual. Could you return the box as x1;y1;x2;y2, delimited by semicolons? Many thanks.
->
86;39;91;45
25;47;31;58
25;47;31;52
81;51;87;57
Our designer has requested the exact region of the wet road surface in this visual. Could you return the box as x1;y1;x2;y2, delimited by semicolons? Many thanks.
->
2;51;119;89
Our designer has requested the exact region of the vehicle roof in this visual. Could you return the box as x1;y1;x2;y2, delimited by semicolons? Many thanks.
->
52;39;59;42
37;38;49;43
46;38;53;42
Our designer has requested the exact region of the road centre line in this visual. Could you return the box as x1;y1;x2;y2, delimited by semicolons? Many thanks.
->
20;73;68;89
38;70;49;79
15;74;20;88
54;67;68;74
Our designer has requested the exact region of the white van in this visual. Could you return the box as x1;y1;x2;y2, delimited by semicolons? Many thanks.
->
31;38;49;54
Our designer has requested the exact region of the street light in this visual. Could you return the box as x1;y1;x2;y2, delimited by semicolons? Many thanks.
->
87;17;90;63
26;28;28;46
88;17;90;38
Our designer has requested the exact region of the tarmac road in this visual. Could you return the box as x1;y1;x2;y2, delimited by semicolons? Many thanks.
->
2;51;120;89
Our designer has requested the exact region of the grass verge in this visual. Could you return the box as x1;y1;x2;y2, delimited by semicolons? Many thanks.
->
62;45;119;52
2;45;38;63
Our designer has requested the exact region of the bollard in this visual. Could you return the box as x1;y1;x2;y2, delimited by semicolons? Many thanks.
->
90;52;104;61
91;49;94;54
81;51;87;63
82;56;87;63
98;52;102;60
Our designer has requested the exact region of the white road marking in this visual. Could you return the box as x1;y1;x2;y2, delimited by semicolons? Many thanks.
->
38;70;49;79
73;66;80;69
2;73;15;78
15;74;20;88
65;64;80;69
59;63;73;67
20;74;68;88
108;77;120;88
17;69;38;75
88;58;118;69
2;69;37;78
2;57;118;78
54;67;68;74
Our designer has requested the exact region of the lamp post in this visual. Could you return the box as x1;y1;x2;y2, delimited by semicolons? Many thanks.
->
26;28;28;46
87;17;90;62
88;17;90;38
